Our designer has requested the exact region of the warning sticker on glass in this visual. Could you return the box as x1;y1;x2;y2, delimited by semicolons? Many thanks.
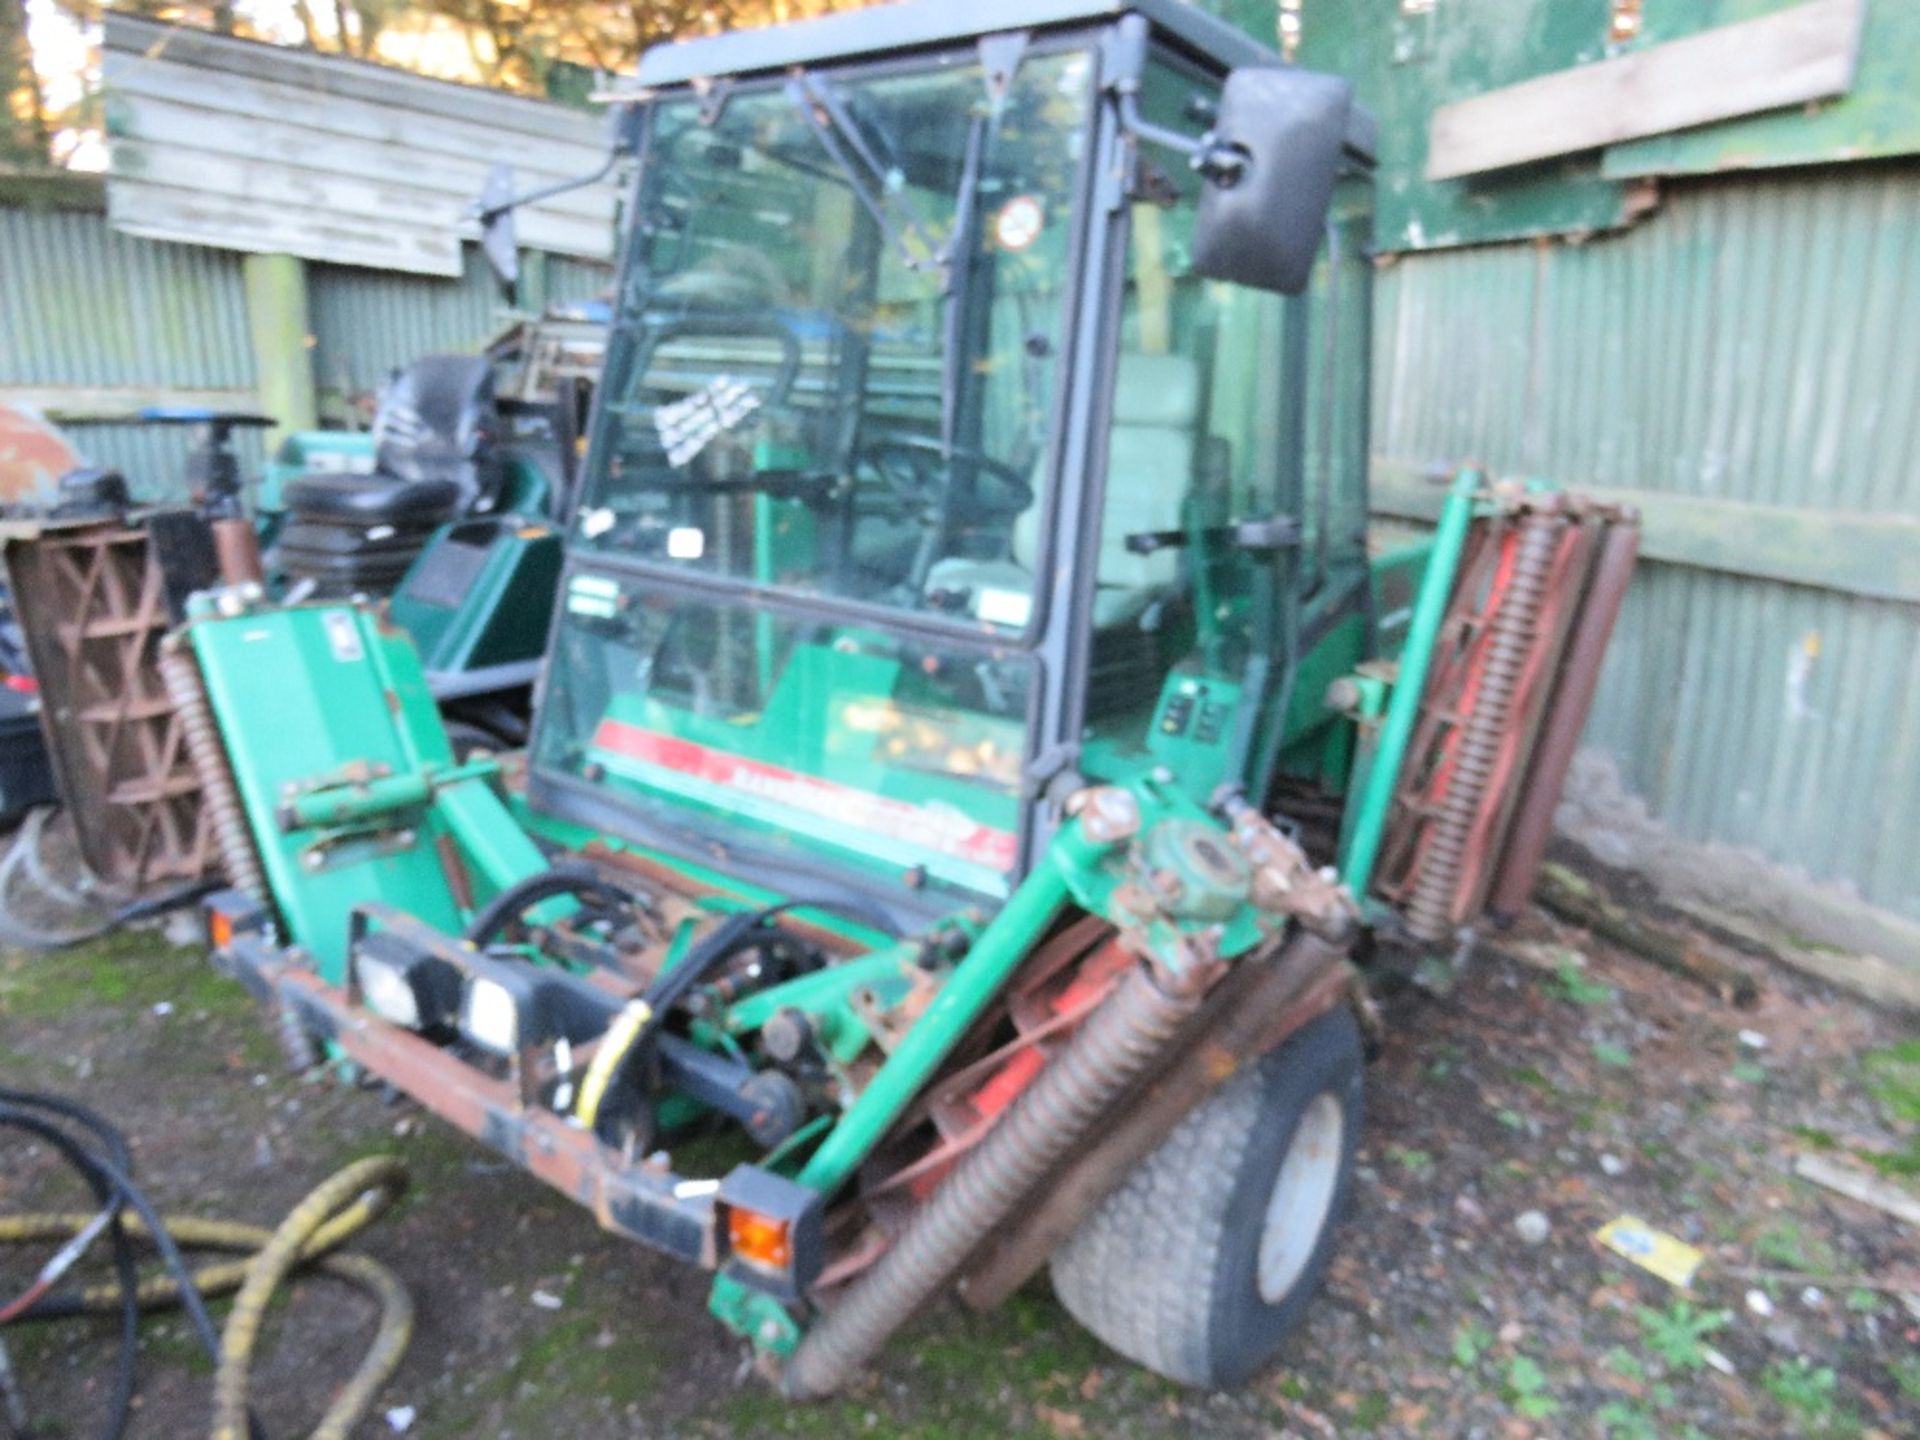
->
994;196;1045;252
655;376;763;467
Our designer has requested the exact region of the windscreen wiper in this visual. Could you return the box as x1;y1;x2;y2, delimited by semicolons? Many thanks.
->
785;72;947;284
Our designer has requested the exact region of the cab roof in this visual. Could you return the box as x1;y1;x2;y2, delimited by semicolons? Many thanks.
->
633;1;1375;165
636;0;1273;88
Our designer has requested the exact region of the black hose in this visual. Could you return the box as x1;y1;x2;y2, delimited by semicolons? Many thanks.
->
0;1104;227;1362
461;861;643;949
0;1096;153;1440
0;1090;275;1440
0;1092;139;1440
584;897;887;1143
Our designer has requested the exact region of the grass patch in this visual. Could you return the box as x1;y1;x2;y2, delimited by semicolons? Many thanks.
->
1760;1356;1861;1439
0;927;251;1022
1861;1040;1920;1177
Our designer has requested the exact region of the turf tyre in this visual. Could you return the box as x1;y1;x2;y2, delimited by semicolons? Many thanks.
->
1049;1002;1363;1387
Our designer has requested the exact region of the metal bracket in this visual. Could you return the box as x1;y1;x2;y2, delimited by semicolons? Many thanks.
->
977;31;1031;112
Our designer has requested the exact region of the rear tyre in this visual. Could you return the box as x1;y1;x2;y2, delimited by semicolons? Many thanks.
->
1049;1003;1363;1387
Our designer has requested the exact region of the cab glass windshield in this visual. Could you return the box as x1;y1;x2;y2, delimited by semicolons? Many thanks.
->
575;50;1094;634
537;570;1032;897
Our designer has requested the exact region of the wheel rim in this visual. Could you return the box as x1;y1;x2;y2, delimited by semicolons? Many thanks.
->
1255;1090;1345;1305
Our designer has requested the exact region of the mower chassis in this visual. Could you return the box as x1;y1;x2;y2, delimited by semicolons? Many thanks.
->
214;883;1356;1331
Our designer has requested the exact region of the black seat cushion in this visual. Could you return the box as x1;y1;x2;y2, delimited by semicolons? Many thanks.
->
279;474;461;527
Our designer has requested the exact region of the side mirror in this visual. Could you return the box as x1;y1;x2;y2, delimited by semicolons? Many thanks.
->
1190;67;1353;296
478;162;520;291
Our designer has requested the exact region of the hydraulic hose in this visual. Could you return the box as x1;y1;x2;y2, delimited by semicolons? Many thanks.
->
0;1089;411;1440
461;859;640;949
784;960;1208;1397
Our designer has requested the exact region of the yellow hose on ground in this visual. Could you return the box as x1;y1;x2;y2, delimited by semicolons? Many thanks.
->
1;1155;412;1440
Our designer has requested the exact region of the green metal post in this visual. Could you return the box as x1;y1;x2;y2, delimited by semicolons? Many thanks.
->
1339;468;1480;900
794;823;1109;1198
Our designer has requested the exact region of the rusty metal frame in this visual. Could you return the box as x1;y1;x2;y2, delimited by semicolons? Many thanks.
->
224;930;719;1266
1372;496;1640;940
1;519;213;887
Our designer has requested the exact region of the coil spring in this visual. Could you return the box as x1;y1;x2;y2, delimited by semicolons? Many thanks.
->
158;641;268;900
1404;514;1562;942
785;962;1204;1397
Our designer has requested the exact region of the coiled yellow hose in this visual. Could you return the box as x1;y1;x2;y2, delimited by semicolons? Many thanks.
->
1;1155;412;1440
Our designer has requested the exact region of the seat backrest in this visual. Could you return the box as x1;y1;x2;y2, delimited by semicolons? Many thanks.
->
373;356;504;511
1011;351;1201;592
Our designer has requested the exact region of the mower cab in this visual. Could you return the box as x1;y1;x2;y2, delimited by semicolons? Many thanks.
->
182;0;1455;1395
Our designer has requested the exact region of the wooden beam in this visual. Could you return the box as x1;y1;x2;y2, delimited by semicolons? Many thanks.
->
104;13;592;145
1370;457;1920;606
242;253;317;447
1427;0;1867;182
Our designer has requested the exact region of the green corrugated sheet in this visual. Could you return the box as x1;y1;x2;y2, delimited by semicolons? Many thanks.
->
1371;162;1920;920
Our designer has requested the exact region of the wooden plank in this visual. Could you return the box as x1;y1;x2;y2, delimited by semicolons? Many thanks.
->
109;140;611;260
0;385;259;423
1794;1153;1920;1230
107;182;464;277
1427;0;1867;181
104;13;592;145
100;18;617;272
103;58;607;192
113;93;613;227
1370;456;1920;606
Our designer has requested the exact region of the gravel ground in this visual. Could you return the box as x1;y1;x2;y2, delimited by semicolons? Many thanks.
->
1;892;1915;1439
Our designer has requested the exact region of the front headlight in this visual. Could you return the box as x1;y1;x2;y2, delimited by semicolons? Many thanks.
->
350;934;460;1032
356;952;423;1028
461;976;522;1055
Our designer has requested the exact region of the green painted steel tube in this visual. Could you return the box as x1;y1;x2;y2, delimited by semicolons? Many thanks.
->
282;761;498;831
434;782;554;897
794;826;1104;1198
1340;468;1480;900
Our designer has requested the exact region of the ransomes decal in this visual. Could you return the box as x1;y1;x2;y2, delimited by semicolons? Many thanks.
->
590;718;1018;874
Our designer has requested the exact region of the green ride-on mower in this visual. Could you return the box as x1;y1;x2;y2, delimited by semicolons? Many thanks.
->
175;0;1637;1395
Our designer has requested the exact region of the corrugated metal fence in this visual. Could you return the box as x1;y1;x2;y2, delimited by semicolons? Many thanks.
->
1371;159;1920;921
0;201;262;486
1;190;609;500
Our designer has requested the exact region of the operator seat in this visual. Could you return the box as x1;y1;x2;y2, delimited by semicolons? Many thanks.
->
274;356;505;598
927;352;1202;629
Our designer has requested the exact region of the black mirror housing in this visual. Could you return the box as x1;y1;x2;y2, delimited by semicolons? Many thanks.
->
1191;66;1353;296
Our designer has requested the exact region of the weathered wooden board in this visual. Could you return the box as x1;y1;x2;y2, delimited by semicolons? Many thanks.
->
1426;0;1866;181
102;13;618;277
1369;457;1920;606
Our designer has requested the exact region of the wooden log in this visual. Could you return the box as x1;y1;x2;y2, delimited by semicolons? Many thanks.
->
1536;862;1760;1007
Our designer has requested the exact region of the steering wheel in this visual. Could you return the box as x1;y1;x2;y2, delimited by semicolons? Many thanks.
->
855;434;1034;523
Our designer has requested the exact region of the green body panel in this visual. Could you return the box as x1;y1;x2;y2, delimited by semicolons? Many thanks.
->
388;520;564;675
188;603;548;978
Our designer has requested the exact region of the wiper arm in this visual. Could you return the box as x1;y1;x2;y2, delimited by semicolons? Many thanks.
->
785;72;946;283
940;112;987;459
